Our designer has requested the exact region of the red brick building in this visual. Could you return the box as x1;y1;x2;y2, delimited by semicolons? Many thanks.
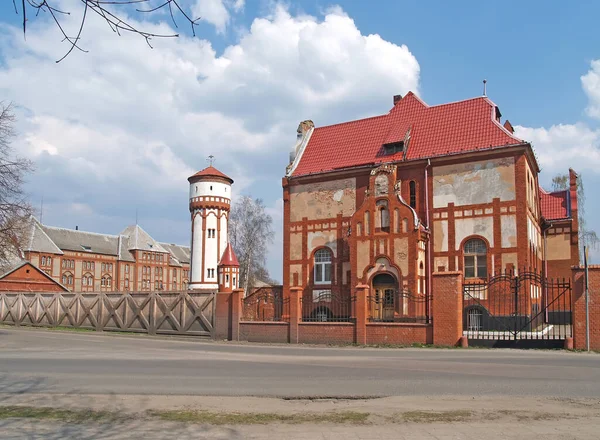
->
21;217;190;292
282;92;578;321
0;261;68;292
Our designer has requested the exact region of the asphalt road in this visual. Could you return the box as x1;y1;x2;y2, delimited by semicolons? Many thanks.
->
1;327;599;398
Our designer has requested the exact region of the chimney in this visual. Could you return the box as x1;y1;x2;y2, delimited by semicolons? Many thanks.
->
393;95;403;105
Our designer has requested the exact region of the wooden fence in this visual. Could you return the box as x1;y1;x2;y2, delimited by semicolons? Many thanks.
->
0;291;215;337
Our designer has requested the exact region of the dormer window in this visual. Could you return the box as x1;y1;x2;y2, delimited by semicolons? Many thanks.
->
383;141;404;155
81;245;92;251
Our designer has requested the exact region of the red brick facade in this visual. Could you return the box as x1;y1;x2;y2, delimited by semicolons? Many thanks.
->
0;262;68;292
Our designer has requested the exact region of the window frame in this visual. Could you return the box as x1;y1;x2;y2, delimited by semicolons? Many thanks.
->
313;248;333;285
463;238;488;279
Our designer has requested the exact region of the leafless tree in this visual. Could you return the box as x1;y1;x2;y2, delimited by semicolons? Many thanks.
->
12;1;201;63
0;102;34;270
229;196;274;293
552;172;598;261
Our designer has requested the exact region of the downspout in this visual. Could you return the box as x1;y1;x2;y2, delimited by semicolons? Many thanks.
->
424;159;432;323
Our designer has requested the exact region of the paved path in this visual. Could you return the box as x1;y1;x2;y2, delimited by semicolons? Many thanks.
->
1;327;599;398
2;327;600;439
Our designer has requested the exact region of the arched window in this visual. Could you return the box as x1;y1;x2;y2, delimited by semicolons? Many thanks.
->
314;249;332;284
125;279;129;290
376;200;389;231
464;238;487;279
409;181;417;209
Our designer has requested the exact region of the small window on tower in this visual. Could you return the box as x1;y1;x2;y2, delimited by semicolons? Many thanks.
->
195;186;198;194
210;186;213;191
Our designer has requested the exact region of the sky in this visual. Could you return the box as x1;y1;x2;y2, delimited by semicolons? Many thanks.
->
0;0;599;281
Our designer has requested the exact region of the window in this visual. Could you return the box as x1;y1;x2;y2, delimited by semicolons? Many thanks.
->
314;249;332;284
173;268;177;277
41;256;46;266
125;279;129;290
464;238;487;279
409;181;417;209
125;264;129;274
172;281;176;290
376;200;389;230
383;141;403;155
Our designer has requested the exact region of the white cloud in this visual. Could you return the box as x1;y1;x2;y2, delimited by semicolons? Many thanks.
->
515;59;600;183
582;59;600;120
514;123;600;177
192;0;231;33
0;4;420;280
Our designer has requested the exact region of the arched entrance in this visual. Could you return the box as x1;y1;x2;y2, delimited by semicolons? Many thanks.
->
371;273;398;321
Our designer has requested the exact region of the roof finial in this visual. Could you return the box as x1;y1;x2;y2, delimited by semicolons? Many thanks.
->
483;79;487;97
207;155;215;167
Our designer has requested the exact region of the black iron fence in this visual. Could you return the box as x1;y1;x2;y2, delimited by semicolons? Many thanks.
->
463;269;572;344
301;292;354;322
242;292;289;322
368;289;430;324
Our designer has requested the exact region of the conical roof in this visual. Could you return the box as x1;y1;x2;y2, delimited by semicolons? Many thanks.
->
188;166;233;183
219;243;239;266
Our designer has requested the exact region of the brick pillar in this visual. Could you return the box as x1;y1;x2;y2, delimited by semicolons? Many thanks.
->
572;267;600;350
432;272;463;346
355;284;369;345
214;289;244;341
289;287;302;344
230;289;243;341
215;291;231;340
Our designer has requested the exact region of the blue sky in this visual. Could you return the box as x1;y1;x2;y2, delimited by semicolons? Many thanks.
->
0;0;599;280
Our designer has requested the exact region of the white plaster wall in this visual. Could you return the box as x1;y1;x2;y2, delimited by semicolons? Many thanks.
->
454;217;494;250
433;158;515;208
189;181;231;200
501;215;517;248
190;213;204;284
219;213;228;261
204;210;218;283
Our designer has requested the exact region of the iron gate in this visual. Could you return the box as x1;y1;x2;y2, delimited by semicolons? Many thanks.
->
462;270;572;348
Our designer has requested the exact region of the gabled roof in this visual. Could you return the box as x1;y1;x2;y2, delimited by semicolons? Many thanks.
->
43;225;118;256
540;188;570;221
219;243;239;267
24;217;64;255
159;242;191;265
119;225;168;254
0;260;69;291
188;166;233;183
291;92;525;177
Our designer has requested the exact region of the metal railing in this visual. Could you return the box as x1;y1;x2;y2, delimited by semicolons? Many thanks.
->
301;292;353;322
242;292;289;322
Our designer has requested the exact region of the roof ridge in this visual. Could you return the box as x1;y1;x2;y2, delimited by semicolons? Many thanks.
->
42;225;119;238
314;113;389;131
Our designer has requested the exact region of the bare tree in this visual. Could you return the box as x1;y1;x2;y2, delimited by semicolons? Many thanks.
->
229;196;274;294
12;1;201;63
552;172;598;261
0;102;34;269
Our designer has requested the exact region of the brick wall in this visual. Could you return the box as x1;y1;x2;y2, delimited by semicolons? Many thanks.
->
366;323;432;345
239;322;289;343
298;323;354;344
572;266;600;350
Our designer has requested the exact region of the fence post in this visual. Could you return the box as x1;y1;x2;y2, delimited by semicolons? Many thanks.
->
215;291;232;340
432;272;463;347
148;292;157;336
355;284;368;345
96;292;104;332
16;293;23;326
289;287;302;344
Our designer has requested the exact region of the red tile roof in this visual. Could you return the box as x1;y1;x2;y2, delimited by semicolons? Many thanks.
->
219;243;239;266
540;188;570;220
188;166;233;183
292;92;525;177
